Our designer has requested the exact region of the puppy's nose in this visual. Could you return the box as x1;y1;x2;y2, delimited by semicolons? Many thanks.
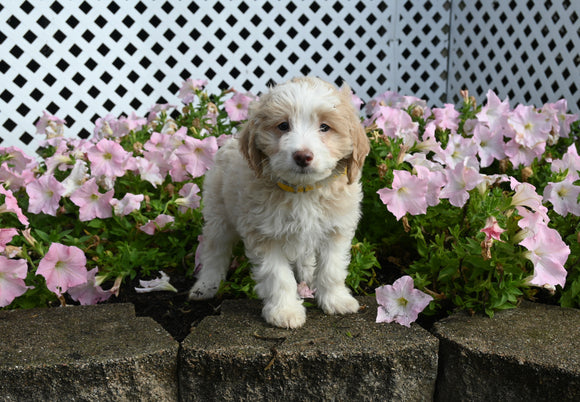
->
293;150;314;167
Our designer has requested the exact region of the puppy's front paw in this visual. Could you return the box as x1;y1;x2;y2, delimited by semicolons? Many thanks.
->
263;301;307;329
188;281;219;300
317;288;360;315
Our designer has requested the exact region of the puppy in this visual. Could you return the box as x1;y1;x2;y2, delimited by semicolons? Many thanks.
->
189;77;369;328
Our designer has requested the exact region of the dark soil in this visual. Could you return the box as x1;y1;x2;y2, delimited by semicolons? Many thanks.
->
107;257;407;343
109;273;222;342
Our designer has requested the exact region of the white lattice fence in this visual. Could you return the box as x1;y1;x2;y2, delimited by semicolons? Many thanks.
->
0;0;453;156
0;1;578;158
448;0;580;113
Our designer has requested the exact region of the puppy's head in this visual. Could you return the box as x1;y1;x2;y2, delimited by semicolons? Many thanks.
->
239;77;369;185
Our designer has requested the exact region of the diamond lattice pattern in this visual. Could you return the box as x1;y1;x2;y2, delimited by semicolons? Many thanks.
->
0;0;578;157
448;0;580;112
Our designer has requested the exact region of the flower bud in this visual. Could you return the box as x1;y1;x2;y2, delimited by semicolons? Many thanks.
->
21;228;37;247
481;239;492;260
4;245;22;258
512;228;531;244
402;215;411;232
207;102;218;115
133;141;143;154
521;166;533;182
396;145;409;165
499;159;509;173
411;106;424;118
378;163;388;179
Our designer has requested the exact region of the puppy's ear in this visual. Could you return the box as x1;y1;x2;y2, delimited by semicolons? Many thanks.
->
340;85;370;184
238;118;266;177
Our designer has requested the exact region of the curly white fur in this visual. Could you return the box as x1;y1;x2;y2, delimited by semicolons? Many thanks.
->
189;77;369;328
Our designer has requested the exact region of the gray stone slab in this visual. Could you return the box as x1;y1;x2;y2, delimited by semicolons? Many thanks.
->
179;296;439;401
432;301;580;401
0;303;179;401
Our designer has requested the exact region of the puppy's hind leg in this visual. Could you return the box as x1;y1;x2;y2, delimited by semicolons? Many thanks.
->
189;219;237;300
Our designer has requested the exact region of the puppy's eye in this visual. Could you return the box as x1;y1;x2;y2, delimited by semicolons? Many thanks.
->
320;124;331;132
277;122;290;132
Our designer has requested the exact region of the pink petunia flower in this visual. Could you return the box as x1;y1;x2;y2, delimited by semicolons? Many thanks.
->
0;163;29;191
415;122;444;155
551;144;580;180
439;160;483;207
0;146;36;174
44;141;74;175
0;256;31;307
480;216;505;242
476;90;510;132
92;114;117;140
297;281;316;298
507;104;551;148
377;170;428;220
37;243;88;296
61;160;89;197
224;92;255;121
541;99;577;140
503;138;545;168
67;267;112;305
519;225;569;288
413;165;446;207
35;111;66;138
0;228;18;252
436;133;478;169
373;106;419;146
116;112;147;137
26;174;65;216
87;138;130;178
509;178;549;221
69;178;114;221
0;186;29;226
432;104;460;133
364;90;405;116
543;178;580;217
376;275;433;327
515;206;548;238
178;78;208;104
174;136;218;179
139;214;175;235
175;183;201;213
110;193;144;216
472;123;506;168
134;156;165;187
147;103;177;122
134;271;177;293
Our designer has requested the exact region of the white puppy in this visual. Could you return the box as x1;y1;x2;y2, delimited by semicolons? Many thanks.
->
189;77;369;328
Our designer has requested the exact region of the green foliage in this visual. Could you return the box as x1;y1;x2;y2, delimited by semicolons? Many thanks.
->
347;238;381;294
2;83;579;322
357;96;580;319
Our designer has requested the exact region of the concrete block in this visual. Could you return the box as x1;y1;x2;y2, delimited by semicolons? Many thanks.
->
0;304;179;401
179;296;439;401
432;301;580;401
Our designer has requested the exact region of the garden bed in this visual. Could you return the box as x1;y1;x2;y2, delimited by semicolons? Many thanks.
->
1;79;579;332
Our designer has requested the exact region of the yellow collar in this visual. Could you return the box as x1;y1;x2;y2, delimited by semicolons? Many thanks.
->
276;167;347;193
